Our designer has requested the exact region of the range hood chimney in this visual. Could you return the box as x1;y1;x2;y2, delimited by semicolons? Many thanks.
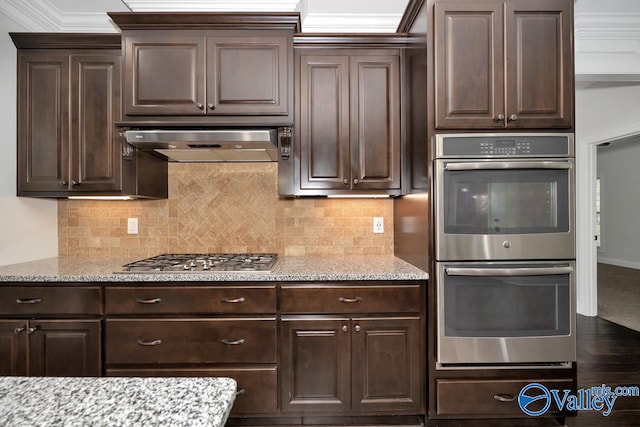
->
124;128;283;162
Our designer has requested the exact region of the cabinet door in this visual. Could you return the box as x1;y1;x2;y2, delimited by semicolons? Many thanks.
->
0;320;28;375
123;33;205;115
298;54;351;191
17;52;70;193
70;52;122;192
505;0;573;129
350;55;401;190
206;33;290;116
280;317;351;413
28;320;101;376
434;2;505;129
351;317;422;413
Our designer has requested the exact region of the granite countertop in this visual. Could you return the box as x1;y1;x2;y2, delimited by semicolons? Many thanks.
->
0;255;428;283
0;376;236;427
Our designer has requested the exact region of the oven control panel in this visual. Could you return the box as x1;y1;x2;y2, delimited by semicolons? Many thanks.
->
480;140;531;155
435;133;574;158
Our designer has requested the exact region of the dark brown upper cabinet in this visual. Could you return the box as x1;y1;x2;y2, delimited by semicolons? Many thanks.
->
282;38;404;197
12;34;167;199
434;0;574;130
109;13;300;126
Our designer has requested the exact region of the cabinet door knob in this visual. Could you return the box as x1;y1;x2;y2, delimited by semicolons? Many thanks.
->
60;180;68;186
354;325;361;332
196;102;204;110
496;114;505;122
342;179;349;185
508;114;518;122
208;103;215;111
27;325;40;335
342;325;348;332
14;326;26;335
71;180;79;186
353;178;359;185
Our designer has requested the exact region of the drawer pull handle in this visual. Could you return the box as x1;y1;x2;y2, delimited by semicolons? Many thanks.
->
494;393;516;402
236;388;246;396
27;325;40;335
221;338;245;346
136;298;162;304
221;297;245;304
16;298;42;305
137;339;162;346
339;296;362;303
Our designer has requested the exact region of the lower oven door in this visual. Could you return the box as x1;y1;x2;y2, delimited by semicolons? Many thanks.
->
437;261;576;366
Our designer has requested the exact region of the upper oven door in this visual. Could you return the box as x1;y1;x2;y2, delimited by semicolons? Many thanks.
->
435;157;575;261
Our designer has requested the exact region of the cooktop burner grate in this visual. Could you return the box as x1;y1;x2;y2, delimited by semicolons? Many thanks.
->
119;253;278;273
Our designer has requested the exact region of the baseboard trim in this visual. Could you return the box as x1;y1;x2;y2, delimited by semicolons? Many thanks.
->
597;257;640;270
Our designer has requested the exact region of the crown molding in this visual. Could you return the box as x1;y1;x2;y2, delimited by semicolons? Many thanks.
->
0;0;61;31
301;13;404;33
0;0;119;32
123;0;301;12
575;12;640;41
575;12;640;79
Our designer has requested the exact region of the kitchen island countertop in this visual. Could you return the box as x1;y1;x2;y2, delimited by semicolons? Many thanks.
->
0;255;428;283
0;376;236;427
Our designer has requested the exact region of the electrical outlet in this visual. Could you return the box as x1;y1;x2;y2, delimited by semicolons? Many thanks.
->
373;217;384;234
127;218;139;235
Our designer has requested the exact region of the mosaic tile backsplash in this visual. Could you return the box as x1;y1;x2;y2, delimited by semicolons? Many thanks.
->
58;163;394;258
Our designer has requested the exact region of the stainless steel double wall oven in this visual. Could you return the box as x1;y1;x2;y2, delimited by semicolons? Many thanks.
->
434;133;576;366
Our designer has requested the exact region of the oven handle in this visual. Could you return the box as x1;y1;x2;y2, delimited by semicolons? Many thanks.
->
445;266;574;277
444;161;572;171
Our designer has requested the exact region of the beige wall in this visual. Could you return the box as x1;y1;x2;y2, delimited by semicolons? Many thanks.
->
58;163;393;258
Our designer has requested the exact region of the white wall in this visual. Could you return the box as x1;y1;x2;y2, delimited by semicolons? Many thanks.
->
597;140;640;268
0;16;58;266
575;82;640;315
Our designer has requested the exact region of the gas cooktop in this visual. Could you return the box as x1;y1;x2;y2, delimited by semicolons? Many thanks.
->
119;253;278;273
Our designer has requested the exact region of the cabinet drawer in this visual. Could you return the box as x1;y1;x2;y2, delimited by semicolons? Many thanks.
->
280;284;421;314
0;286;102;315
105;318;276;364
436;378;574;416
105;286;276;314
105;366;277;415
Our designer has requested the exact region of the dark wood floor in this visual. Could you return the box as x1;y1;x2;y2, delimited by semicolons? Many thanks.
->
564;314;640;426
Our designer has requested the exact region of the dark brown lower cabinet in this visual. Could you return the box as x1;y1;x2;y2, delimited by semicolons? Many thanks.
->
0;319;101;376
280;316;422;415
436;378;574;417
104;317;278;417
106;366;278;415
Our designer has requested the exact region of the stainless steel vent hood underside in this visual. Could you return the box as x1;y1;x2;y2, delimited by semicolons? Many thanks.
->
124;129;279;162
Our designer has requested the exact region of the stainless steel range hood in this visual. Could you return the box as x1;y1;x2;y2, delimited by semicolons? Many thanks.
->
124;129;279;162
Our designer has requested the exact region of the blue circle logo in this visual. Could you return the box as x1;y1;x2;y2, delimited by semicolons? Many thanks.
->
518;383;551;416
